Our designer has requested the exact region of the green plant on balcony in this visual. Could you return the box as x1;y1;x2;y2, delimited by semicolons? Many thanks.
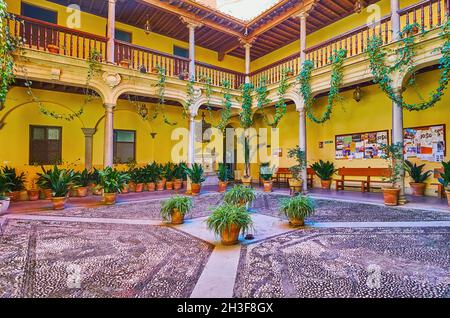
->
217;80;233;131
184;78;195;118
199;74;213;114
266;68;291;128
367;21;450;112
239;82;254;129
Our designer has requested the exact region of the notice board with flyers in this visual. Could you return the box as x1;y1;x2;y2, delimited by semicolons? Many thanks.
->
404;124;446;162
335;130;389;160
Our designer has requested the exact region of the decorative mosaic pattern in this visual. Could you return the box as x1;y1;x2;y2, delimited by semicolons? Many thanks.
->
234;227;450;298
0;219;213;298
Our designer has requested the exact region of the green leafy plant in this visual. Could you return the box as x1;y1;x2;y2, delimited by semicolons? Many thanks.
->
380;143;404;187
88;168;101;185
161;163;175;181
266;68;291;128
404;160;432;183
178;162;188;181
217;80;233;131
184;163;205;184
0;169;12;197
184;78;195;118
239;83;254;129
260;163;275;181
280;195;315;220
160;195;193;221
98;167;130;194
36;165;75;197
218;163;228;182
223;184;256;206
438;160;450;190
130;167;146;184
206;203;253;237
2;166;25;191
73;169;91;187
310;160;337;181
288;146;307;180
143;163;160;183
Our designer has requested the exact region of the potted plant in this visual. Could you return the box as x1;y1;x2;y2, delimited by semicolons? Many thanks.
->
404;160;432;196
98;167;130;205
155;164;165;191
27;178;40;201
285;68;294;77
0;170;12;213
173;164;184;191
380;143;404;206
438;160;450;207
179;162;188;189
38;165;75;210
130;168;145;192
223;184;256;207
163;163;175;190
88;168;103;195
119;59;131;68
47;44;60;54
206;203;253;246
73;169;91;197
288;146;306;190
280;195;315;227
2;166;26;201
37;166;53;199
310;160;337;189
185;163;205;196
143;163;157;192
217;163;228;193
260;163;275;193
160;195;193;224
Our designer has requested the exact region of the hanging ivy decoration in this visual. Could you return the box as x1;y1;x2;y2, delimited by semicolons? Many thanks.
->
217;80;232;131
239;82;254;129
255;76;271;109
200;74;213;115
266;68;291;128
367;21;450;111
184;78;195;119
299;48;347;124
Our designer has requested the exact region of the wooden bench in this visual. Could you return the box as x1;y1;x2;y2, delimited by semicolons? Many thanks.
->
335;167;391;192
431;168;446;198
274;168;291;188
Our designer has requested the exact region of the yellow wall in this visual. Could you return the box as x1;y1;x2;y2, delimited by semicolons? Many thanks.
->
6;0;245;72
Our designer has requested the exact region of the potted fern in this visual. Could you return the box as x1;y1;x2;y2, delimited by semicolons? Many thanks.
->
97;167;130;205
380;143;404;206
38;166;75;210
0;169;12;213
185;163;205;196
288;146;306;189
404;160;432;196
206;203;253;245
73;169;91;197
217;163;228;193
2;166;25;201
223;184;255;207
438;160;450;207
280;195;315;227
260;163;275;192
310;160;337;189
160;195;193;224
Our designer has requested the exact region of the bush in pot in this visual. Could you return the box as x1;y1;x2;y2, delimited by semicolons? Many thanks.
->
206;203;253;245
73;169;91;197
2;166;26;201
380;143;404;206
185;163;205;196
310;160;336;189
0;170;13;213
404;160;432;196
288;146;306;190
143;163;158;192
217;163;229;193
438;160;450;207
130;168;145;192
173;164;184;191
97;167;130;205
38;165;75;210
163;163;175;190
37;166;53;199
27;178;40;201
179;162;188;188
223;184;256;207
160;195;193;224
260;163;275;193
280;195;315;227
87;168;102;195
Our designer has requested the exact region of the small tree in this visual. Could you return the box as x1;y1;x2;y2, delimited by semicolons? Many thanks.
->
288;146;306;180
380;143;404;188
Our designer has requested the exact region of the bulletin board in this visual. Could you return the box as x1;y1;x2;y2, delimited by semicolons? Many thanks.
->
404;124;446;162
335;130;389;160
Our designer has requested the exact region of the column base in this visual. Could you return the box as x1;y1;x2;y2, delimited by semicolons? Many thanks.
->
398;194;408;205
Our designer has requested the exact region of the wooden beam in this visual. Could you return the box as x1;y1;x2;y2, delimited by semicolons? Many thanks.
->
217;38;241;61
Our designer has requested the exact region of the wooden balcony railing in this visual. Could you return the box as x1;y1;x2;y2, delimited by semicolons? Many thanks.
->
399;0;447;30
8;14;107;61
195;62;245;89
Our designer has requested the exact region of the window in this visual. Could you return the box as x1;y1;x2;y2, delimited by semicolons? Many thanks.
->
29;126;62;165
113;130;136;164
174;46;189;59
115;29;132;43
21;2;57;24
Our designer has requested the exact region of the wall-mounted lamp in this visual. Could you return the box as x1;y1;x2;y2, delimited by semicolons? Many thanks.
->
138;104;149;119
150;132;158;139
354;0;366;14
144;15;152;35
353;86;362;102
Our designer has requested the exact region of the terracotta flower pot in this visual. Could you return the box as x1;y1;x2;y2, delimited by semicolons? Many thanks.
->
69;188;78;197
7;191;19;202
220;224;241;246
173;179;183;191
42;188;53;200
446;191;450;208
382;188;400;206
47;44;60;54
76;187;87;197
135;183;144;193
166;181;174;191
122;184;129;194
191;183;201;196
171;208;185;225
147;182;156;192
286;71;294;77
218;181;228;193
320;179;332;190
51;197;66;210
263;180;273;193
156;181;165;191
410;182;426;197
128;182;136;192
19;190;28;201
104;193;117;205
120;60;131;68
28;189;40;201
289;217;305;227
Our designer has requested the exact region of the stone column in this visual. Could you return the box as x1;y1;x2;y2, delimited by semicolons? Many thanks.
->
103;103;115;167
180;18;203;80
298;11;308;64
244;43;252;83
391;0;401;41
106;0;116;64
392;86;406;204
298;108;308;193
81;128;96;170
188;114;196;165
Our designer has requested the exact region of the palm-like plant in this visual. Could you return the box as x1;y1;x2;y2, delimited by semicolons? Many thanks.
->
404;160;432;183
73;169;91;187
223;184;255;206
2;166;25;191
98;167;130;194
185;163;205;184
438;160;450;190
37;165;75;197
260;163;275;181
218;163;228;182
162;163;175;181
310;160;337;181
206;203;253;238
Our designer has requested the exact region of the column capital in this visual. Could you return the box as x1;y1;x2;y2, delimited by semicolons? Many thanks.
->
239;37;256;48
104;103;116;111
180;17;204;29
295;11;309;19
81;128;97;137
108;0;116;4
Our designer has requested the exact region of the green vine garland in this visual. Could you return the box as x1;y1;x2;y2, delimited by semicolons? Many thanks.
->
152;65;177;125
239;82;254;129
298;48;347;124
217;80;232;131
265;68;291;128
184;78;195;119
367;21;450;111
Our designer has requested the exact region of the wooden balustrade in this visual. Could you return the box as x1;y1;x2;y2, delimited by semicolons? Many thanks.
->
195;62;245;89
399;0;447;31
249;54;300;87
8;14;107;61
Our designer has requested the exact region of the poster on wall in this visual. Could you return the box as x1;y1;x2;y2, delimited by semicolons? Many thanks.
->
335;130;389;160
404;125;446;162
